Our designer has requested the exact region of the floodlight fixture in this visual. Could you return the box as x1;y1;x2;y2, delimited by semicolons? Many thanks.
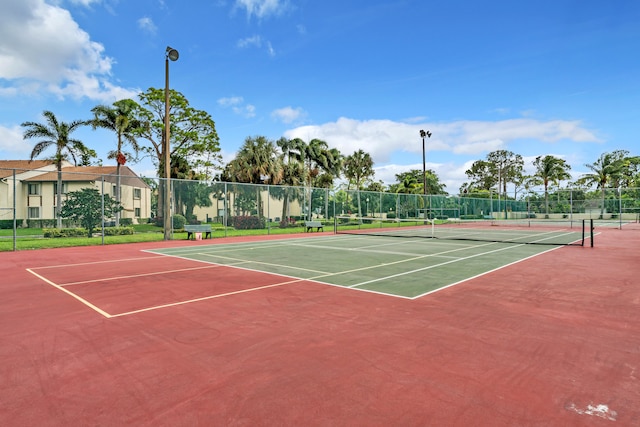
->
166;46;179;61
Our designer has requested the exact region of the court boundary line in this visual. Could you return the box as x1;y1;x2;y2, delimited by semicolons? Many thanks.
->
26;231;587;319
148;230;581;301
108;279;307;318
59;264;223;287
28;255;171;270
26;268;113;318
410;245;565;299
147;238;513;298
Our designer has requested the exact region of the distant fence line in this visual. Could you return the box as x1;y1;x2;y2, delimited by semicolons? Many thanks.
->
1;168;639;237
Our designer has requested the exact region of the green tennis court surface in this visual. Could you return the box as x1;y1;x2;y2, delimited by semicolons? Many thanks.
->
148;233;577;298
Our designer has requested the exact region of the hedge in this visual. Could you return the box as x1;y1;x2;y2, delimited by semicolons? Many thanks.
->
230;216;265;230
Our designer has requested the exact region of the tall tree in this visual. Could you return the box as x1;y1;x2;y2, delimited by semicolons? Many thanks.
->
170;156;213;222
287;138;342;219
343;149;375;218
276;137;305;223
532;155;572;216
224;136;282;218
464;160;497;192
487;150;524;196
134;88;221;219
91;99;143;226
577;150;634;217
343;149;375;191
392;169;446;195
22;111;89;228
136;88;221;173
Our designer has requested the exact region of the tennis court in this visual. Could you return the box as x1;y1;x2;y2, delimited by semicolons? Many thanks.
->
1;222;639;425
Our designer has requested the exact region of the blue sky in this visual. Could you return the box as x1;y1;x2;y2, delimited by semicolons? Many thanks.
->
1;0;639;194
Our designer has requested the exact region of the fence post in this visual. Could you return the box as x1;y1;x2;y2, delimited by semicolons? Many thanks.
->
12;169;16;251
101;176;105;245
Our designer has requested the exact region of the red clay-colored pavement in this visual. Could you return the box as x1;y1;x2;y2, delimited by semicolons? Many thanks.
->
0;228;638;426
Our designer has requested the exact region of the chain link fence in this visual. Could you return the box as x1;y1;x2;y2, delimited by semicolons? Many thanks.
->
2;166;639;250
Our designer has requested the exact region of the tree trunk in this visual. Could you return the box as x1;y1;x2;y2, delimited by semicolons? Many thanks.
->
56;167;62;229
115;163;121;226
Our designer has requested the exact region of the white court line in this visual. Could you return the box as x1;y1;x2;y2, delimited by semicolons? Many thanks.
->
60;264;223;286
29;255;171;270
199;252;332;275
26;268;112;318
148;238;501;288
109;279;307;318
410;245;565;299
349;243;524;288
349;230;580;290
287;240;469;258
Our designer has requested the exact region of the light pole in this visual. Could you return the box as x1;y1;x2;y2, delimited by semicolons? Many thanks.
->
164;46;179;240
419;130;432;195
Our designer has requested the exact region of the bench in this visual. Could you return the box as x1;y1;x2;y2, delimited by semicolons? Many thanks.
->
184;224;212;240
305;221;323;232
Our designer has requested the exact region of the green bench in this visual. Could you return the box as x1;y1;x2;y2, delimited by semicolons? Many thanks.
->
305;221;324;232
184;224;212;240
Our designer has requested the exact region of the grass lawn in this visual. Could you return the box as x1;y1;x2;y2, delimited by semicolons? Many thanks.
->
0;221;323;251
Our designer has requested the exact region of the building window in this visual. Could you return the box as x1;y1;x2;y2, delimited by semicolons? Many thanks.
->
135;208;141;217
112;185;117;196
28;207;40;219
53;182;68;194
134;188;141;199
28;183;40;195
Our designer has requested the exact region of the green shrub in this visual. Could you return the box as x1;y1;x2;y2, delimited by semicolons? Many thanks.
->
103;226;134;236
119;218;133;226
172;214;187;230
0;220;19;229
28;219;57;228
387;213;396;219
460;214;483;220
230;216;265;230
43;228;88;238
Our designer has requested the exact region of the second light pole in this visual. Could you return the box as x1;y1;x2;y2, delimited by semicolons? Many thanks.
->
164;46;179;240
419;129;432;195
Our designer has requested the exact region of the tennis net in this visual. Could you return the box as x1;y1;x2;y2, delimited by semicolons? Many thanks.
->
334;216;593;246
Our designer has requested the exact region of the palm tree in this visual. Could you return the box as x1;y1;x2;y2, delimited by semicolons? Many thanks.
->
577;151;628;218
91;99;142;226
276;137;305;224
22;111;89;228
226;136;282;218
288;138;341;220
343;149;375;218
532;155;572;217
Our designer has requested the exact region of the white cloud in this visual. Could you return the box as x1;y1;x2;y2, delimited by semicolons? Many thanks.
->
137;17;157;34
237;35;275;56
68;0;101;6
266;41;275;57
0;125;33;155
218;96;256;118
284;116;601;190
218;96;244;107
0;0;139;102
237;35;263;49
235;0;290;19
271;106;305;124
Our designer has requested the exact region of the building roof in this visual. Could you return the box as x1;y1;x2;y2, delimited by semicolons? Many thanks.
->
0;160;56;179
0;160;149;188
23;165;150;188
